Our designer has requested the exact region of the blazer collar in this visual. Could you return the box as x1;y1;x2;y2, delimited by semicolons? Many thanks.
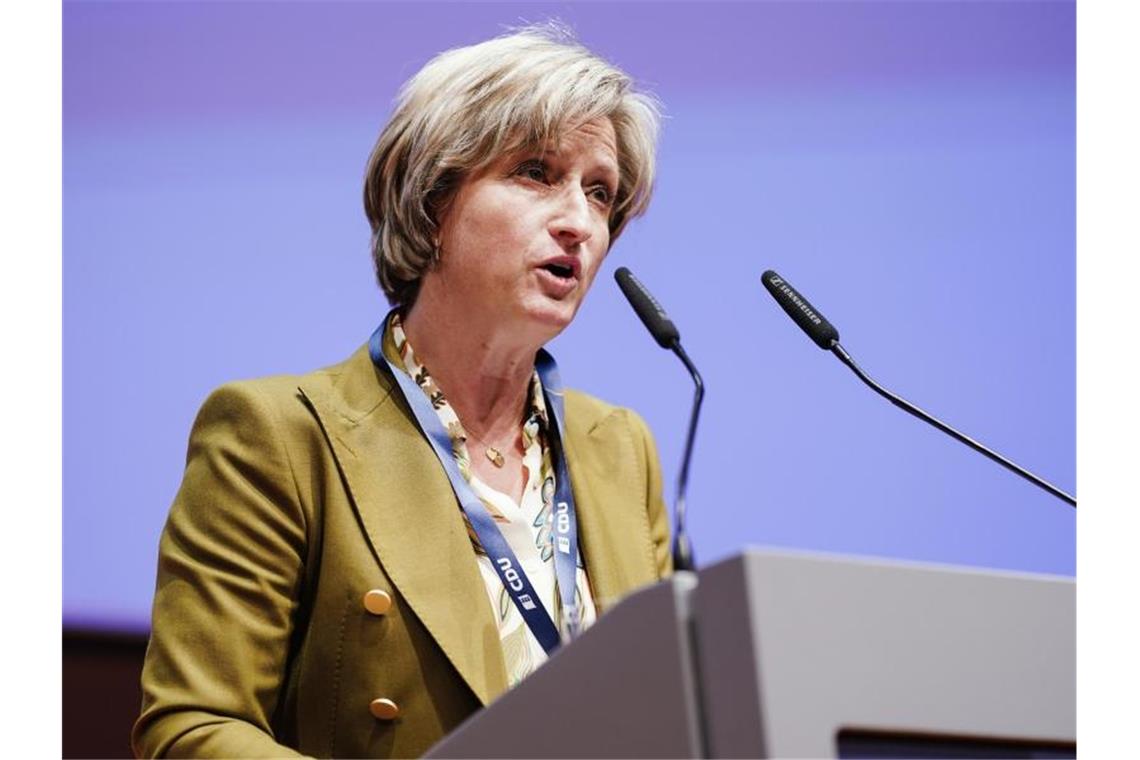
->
297;342;623;704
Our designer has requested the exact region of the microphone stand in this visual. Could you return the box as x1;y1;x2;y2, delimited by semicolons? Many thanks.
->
830;342;1076;508
670;341;705;571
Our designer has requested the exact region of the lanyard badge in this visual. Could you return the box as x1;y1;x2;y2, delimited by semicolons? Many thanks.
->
369;313;583;653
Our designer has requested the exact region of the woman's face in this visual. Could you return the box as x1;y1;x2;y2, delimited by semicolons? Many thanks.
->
429;118;620;345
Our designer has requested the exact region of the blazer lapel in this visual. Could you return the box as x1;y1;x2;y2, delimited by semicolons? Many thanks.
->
298;346;508;706
562;398;659;615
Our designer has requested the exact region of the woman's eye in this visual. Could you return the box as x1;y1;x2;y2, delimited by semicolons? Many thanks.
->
590;185;615;206
516;161;547;182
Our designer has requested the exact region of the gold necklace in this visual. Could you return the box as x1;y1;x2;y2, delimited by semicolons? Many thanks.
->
465;428;516;468
484;447;506;468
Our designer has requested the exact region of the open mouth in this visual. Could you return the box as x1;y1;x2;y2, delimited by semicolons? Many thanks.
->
541;263;576;280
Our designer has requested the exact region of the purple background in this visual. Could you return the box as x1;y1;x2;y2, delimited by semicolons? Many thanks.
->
64;1;1075;631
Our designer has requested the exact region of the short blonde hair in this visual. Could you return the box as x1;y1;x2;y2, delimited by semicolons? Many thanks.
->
363;24;662;307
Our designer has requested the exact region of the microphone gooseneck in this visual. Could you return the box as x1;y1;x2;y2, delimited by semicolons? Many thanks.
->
615;267;705;571
669;342;704;572
760;269;1076;509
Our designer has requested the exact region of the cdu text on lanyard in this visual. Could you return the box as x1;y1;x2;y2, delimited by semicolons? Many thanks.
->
368;312;583;654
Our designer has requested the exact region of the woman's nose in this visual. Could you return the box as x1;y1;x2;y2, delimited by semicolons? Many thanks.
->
548;185;593;247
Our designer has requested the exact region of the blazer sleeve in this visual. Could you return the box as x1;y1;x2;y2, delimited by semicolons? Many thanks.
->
132;382;310;758
630;409;673;579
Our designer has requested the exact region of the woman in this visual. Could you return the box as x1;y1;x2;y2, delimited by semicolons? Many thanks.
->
133;26;669;759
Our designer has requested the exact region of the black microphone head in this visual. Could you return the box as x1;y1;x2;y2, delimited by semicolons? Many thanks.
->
761;270;840;349
615;267;681;349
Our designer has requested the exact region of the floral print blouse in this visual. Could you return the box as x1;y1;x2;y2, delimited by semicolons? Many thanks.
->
389;312;598;685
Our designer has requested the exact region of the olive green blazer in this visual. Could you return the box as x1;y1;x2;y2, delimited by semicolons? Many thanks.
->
132;343;671;758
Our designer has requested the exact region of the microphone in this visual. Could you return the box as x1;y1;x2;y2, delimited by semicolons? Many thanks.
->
615;267;680;347
760;269;1076;508
614;267;704;571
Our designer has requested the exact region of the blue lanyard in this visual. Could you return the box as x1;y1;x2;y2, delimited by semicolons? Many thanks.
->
368;313;583;654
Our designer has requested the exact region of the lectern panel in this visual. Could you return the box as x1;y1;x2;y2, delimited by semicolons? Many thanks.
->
693;550;1075;759
427;573;703;758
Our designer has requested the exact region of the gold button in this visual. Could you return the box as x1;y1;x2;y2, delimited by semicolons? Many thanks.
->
370;698;399;721
363;589;393;616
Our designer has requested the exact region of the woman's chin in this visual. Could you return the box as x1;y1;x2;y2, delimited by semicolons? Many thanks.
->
514;298;578;340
